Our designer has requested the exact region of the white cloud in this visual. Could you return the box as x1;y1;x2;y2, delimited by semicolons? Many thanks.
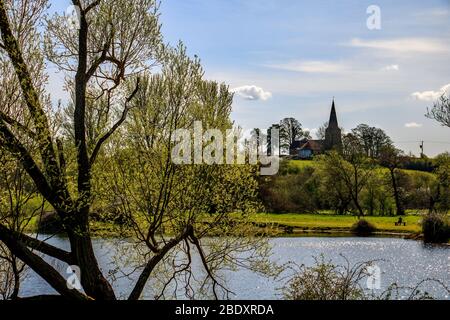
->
231;85;272;101
405;122;423;128
349;38;449;53
382;64;399;71
266;60;347;73
412;83;450;101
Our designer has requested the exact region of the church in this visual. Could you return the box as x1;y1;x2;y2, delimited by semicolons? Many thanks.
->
291;100;343;159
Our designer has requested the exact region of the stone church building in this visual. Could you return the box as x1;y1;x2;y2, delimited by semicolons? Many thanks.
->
292;100;343;159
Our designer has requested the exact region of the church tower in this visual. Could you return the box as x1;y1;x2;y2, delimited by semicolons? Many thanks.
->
324;99;342;152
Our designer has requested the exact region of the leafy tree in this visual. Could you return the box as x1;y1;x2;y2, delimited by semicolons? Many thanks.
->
279;118;308;154
101;47;267;299
0;0;268;300
318;151;375;218
432;153;450;213
379;146;407;215
0;146;47;299
342;133;364;157
350;124;393;159
316;162;352;215
259;164;319;214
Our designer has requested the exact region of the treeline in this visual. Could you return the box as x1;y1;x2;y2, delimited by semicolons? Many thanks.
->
260;158;444;215
259;124;450;217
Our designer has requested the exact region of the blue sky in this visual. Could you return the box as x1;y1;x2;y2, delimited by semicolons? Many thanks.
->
49;0;450;156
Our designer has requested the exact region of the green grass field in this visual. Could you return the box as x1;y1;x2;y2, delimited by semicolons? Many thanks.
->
252;213;423;233
288;160;436;179
287;160;316;170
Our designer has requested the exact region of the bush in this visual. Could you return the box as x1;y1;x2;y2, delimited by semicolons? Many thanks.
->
283;255;450;300
259;169;319;213
422;213;450;243
282;256;369;300
351;219;377;236
402;157;436;173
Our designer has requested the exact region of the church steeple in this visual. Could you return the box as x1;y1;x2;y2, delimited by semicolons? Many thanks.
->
324;99;343;152
329;99;339;128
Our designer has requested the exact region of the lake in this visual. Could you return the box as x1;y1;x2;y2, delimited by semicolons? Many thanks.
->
19;236;449;300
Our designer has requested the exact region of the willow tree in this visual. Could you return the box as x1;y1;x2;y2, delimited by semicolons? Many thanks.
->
98;45;268;300
0;0;57;299
0;0;268;300
0;0;159;300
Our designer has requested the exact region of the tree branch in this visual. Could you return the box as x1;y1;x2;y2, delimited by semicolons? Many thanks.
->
73;4;92;201
0;119;58;207
90;78;140;166
189;231;228;300
17;295;68;301
86;36;114;81
0;225;74;264
71;0;82;9
0;0;63;192
0;226;88;300
128;225;193;300
85;0;101;13
0;111;37;138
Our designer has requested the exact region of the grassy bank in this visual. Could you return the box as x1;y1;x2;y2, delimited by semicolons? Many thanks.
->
251;213;423;235
27;211;426;238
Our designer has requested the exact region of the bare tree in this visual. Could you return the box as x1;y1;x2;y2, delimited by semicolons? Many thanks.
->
426;94;450;128
316;122;345;141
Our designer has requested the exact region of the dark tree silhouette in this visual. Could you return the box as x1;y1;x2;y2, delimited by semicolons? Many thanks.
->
426;94;450;128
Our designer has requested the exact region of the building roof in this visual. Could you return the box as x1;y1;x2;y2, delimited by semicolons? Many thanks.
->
299;140;324;153
290;139;309;150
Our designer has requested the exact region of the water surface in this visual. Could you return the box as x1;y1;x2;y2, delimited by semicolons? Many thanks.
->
20;237;449;299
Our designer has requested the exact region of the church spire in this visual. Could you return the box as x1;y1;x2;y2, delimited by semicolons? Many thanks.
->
329;98;338;128
324;98;343;152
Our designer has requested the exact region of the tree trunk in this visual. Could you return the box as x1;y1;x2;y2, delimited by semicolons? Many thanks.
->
10;258;20;300
390;168;405;216
353;166;364;218
66;208;116;300
353;197;365;218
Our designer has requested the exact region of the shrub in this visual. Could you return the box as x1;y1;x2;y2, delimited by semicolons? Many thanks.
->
351;219;377;236
402;157;436;173
422;213;450;243
283;255;450;300
259;169;319;213
282;256;369;300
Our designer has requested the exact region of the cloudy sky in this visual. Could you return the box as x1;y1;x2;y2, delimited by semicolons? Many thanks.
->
50;0;450;156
